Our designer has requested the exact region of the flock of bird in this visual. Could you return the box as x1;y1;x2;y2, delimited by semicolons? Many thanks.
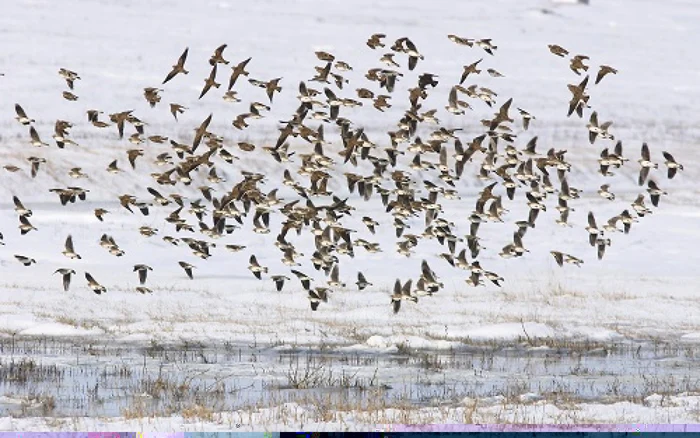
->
1;35;684;313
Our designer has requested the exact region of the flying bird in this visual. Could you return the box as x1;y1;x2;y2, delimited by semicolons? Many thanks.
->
54;268;76;291
85;272;106;294
62;235;81;259
162;47;189;84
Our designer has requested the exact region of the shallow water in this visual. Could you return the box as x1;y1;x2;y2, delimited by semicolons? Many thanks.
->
1;337;699;417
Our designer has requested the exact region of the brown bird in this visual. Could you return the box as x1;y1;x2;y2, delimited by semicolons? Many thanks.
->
460;59;482;84
209;44;229;65
315;51;335;62
265;78;283;102
367;33;386;49
127;149;144;169
169;103;186;121
570;54;590;75
199;65;220;99
58;68;80;89
94;208;109;221
595;65;618;84
62;91;79;101
163;47;189;84
192;113;213;151
448;34;473;46
228;57;252;90
143;87;163;107
548;44;569;57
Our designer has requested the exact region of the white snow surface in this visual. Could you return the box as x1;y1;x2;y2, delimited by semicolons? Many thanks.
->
1;0;698;346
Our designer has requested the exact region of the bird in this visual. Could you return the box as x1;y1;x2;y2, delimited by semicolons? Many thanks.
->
570;54;590;75
14;104;34;125
85;272;106;294
94;208;109;221
107;159;122;174
13;196;32;217
18;215;37;235
62;91;79;101
662;151;683;179
163;47;189;84
587;111;613;144
265;78;283;102
548;44;569;57
169;103;187;120
598;184;616;201
191;114;213;152
517;108;535;130
475;38;497;55
143;87;163;107
209;44;229;65
327;265;346;288
356;272;372;290
199;65;221;99
647;180;667;207
27;157;46;178
460;59;482;84
29;126;49;147
487;68;504;78
54;268;76;291
585;212;600;247
228;57;252;90
550;251;583;267
307;288;327;311
0;32;685;316
248;255;268;279
391;279;417;314
637;143;658;186
15;255;36;266
291;270;313;290
62;235;81;259
448;34;474;46
58;68;80;89
127;149;144;169
133;264;153;284
596;238;612;260
271;275;290;292
366;33;386;49
178;261;195;279
595;65;618;84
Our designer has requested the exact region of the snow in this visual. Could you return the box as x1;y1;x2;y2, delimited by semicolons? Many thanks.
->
4;394;700;430
0;0;699;429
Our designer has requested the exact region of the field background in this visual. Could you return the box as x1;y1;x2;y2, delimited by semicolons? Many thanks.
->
1;0;700;429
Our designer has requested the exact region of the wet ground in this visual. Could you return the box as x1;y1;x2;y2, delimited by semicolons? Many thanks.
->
1;336;699;418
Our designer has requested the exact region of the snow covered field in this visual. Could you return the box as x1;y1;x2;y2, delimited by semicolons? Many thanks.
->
1;0;700;429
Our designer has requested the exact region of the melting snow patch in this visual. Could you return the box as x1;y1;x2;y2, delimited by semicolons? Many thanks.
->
461;322;557;342
365;334;458;351
20;322;104;337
